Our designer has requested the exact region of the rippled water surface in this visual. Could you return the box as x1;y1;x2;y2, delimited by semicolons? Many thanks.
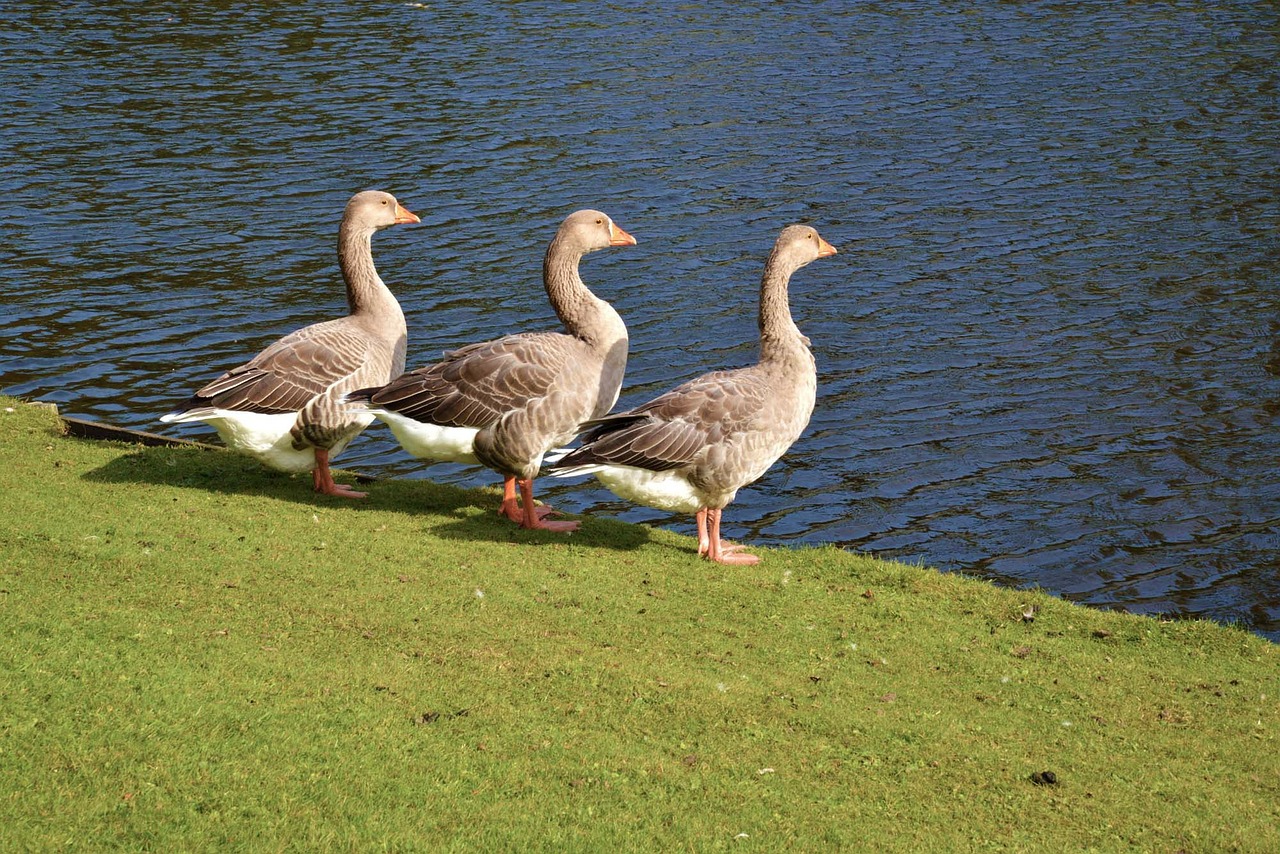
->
3;1;1278;637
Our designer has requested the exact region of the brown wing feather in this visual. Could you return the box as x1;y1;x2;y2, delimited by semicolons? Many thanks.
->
366;332;574;429
557;366;772;472
185;322;375;414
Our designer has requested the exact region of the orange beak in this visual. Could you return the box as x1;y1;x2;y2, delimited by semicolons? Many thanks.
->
395;204;421;225
609;221;637;247
817;236;837;257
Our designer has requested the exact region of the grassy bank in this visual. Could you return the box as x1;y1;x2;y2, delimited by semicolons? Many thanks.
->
0;396;1276;851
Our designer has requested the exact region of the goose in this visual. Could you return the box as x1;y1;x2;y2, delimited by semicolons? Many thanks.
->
546;224;836;564
160;190;420;497
346;209;636;531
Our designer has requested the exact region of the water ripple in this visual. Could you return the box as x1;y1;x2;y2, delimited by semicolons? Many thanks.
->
2;0;1278;638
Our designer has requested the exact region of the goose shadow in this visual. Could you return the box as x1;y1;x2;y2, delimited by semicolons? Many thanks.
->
81;442;653;552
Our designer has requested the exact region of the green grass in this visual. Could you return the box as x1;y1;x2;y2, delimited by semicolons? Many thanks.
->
1;395;1277;852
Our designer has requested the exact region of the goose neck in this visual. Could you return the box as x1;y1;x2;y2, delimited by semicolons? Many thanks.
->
338;224;396;318
544;239;592;332
757;258;805;361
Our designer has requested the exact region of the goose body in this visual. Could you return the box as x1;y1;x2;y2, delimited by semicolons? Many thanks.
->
161;190;419;497
549;224;836;563
349;209;635;530
565;366;814;514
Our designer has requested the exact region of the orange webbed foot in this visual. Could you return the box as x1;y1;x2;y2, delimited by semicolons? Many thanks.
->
703;508;759;565
319;482;369;499
522;516;582;533
312;450;367;498
707;545;761;565
516;478;579;533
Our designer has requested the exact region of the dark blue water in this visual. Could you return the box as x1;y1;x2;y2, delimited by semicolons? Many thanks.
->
2;1;1278;638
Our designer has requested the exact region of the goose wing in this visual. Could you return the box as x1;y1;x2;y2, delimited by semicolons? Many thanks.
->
182;321;373;414
563;367;772;472
359;332;575;429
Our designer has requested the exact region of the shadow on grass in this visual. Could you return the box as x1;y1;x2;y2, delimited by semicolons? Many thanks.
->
81;443;653;552
424;504;654;552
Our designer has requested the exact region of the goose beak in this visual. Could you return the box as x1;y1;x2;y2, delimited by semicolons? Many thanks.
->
394;204;422;225
609;222;638;247
817;236;837;257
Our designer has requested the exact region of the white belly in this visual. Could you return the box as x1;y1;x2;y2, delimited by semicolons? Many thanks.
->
572;464;704;515
161;409;359;473
371;408;480;465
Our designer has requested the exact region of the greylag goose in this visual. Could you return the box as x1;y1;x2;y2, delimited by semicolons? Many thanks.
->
346;209;636;531
547;224;836;564
160;190;419;498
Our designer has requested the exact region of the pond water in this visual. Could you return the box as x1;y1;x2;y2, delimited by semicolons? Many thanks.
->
2;1;1277;638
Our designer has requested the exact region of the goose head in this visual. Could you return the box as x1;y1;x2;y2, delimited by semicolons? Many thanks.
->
771;224;838;273
556;209;637;255
345;190;421;231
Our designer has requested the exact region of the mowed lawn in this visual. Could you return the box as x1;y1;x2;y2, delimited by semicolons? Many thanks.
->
1;398;1276;851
